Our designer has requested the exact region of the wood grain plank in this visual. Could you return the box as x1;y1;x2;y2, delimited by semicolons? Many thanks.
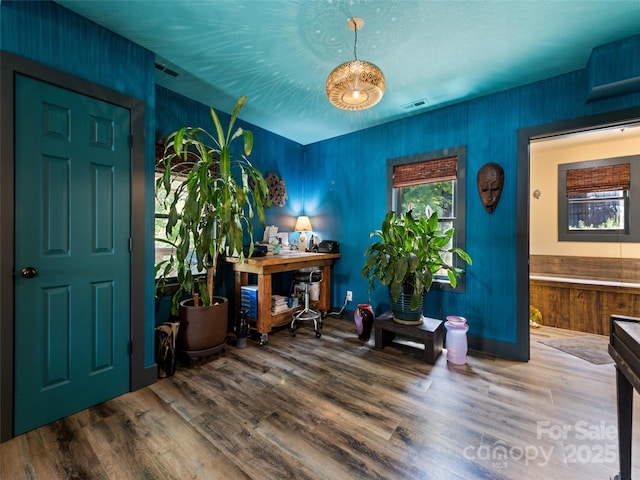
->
531;277;640;334
530;255;640;283
2;319;640;479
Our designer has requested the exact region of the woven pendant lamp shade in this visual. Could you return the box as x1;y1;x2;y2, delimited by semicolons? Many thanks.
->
326;17;385;111
326;59;385;110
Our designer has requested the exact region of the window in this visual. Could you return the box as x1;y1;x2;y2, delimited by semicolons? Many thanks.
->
155;139;203;278
558;155;640;242
154;172;182;277
387;146;467;291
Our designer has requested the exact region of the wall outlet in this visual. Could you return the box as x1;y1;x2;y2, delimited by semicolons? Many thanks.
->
346;290;353;302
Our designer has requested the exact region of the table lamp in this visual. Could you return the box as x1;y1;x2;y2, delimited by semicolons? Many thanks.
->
294;215;312;252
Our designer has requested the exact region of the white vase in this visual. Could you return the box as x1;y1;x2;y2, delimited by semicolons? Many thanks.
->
445;315;468;365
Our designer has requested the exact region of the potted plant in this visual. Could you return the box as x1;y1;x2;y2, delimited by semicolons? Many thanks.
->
361;210;472;324
155;95;270;355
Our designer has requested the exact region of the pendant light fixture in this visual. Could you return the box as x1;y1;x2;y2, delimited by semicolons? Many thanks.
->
326;17;386;111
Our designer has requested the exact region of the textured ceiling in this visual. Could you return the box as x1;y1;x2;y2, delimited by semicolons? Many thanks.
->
55;0;640;145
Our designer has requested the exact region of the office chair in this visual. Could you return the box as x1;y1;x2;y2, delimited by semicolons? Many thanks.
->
290;268;323;338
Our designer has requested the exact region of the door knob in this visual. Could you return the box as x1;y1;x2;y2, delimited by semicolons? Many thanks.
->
20;267;38;278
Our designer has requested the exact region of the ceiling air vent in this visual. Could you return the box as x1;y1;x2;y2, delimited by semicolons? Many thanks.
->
155;63;179;77
401;98;429;110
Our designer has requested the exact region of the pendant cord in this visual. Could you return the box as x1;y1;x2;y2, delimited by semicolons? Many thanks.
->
352;18;358;60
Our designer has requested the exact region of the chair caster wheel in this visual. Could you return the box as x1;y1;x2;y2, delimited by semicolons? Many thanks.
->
315;331;321;338
290;328;296;337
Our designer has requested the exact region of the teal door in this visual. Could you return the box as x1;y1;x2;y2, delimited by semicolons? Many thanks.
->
13;75;131;435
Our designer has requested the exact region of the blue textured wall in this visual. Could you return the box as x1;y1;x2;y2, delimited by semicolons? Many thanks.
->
155;35;640;359
1;0;157;370
4;0;639;362
304;35;640;358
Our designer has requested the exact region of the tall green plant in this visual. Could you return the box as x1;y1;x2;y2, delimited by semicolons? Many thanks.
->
361;210;472;309
156;96;270;314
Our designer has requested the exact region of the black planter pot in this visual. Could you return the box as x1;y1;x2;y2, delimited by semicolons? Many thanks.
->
389;285;424;325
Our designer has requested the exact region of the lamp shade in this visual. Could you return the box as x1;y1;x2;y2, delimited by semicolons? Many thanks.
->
326;17;385;111
326;60;385;110
294;215;312;232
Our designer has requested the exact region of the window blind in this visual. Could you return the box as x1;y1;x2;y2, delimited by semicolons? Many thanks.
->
155;143;209;176
566;163;630;195
392;156;457;188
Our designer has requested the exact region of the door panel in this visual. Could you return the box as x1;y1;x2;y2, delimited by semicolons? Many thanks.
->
14;75;131;435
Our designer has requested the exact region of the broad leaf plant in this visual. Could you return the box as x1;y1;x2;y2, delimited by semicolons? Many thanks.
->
156;96;270;314
361;210;472;310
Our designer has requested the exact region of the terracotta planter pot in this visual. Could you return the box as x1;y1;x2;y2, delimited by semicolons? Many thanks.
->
178;296;228;354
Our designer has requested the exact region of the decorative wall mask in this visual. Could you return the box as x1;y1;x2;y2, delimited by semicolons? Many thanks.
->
477;162;504;213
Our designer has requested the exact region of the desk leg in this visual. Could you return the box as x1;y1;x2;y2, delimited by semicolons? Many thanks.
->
256;273;272;345
319;265;331;313
615;366;633;480
234;271;244;313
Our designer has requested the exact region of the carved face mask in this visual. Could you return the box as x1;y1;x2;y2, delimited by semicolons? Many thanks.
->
477;162;504;214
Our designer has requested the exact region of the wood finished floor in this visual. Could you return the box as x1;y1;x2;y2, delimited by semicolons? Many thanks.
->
2;318;639;480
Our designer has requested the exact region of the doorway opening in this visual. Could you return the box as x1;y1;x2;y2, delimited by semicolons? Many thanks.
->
529;125;640;336
516;108;640;359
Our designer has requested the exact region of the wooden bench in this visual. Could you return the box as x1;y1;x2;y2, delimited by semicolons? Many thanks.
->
374;312;444;364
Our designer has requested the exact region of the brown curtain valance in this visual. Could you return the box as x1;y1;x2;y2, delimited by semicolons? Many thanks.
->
566;163;630;195
392;156;457;188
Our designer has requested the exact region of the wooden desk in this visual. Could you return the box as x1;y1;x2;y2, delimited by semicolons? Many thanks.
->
225;252;340;345
609;314;640;480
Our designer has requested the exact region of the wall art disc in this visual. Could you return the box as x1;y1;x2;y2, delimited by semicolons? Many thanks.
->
266;172;288;207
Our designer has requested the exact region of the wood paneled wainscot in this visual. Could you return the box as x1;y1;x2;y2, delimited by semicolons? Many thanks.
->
530;255;640;336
